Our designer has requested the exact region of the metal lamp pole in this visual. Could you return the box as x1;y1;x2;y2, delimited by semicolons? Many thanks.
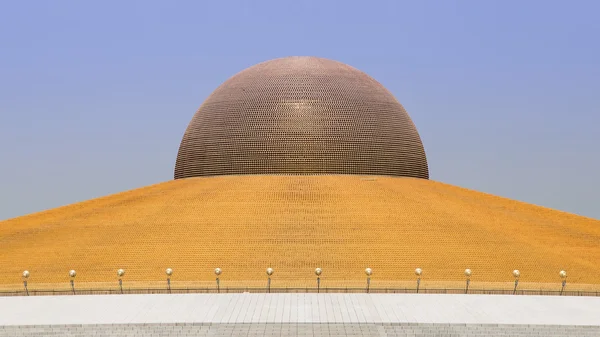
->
22;271;30;296
165;268;173;293
69;270;77;295
559;270;567;295
315;268;322;293
464;269;472;294
117;269;125;294
365;268;372;293
215;268;222;293
512;270;520;295
415;268;422;293
266;268;274;293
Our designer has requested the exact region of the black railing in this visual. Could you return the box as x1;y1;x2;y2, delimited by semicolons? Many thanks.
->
1;287;598;297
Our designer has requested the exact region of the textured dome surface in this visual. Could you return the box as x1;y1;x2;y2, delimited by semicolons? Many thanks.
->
175;56;428;179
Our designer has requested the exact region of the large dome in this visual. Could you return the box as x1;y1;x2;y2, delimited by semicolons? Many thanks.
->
175;56;429;179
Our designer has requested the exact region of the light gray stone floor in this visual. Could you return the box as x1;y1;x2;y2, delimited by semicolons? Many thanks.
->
1;293;599;326
1;323;600;336
1;294;599;336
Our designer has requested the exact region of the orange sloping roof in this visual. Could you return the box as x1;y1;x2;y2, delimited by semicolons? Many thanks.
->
1;175;598;290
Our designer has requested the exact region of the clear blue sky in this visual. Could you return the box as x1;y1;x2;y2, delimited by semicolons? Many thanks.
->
1;1;598;220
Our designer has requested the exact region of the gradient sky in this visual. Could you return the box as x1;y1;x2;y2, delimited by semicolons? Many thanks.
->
1;1;598;220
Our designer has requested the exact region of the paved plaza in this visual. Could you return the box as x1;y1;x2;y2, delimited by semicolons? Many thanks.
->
1;293;599;336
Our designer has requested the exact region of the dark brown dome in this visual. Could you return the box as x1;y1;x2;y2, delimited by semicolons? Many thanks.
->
175;56;428;179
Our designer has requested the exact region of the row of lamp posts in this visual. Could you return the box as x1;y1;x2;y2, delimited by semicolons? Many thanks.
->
20;268;569;295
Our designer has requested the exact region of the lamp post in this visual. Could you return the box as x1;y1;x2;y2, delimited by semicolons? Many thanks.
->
266;268;274;293
365;268;372;293
315;268;322;293
512;270;520;295
117;269;125;294
464;269;472;294
415;268;422;293
559;270;567;295
69;270;77;295
22;271;30;296
215;268;222;293
165;268;173;293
